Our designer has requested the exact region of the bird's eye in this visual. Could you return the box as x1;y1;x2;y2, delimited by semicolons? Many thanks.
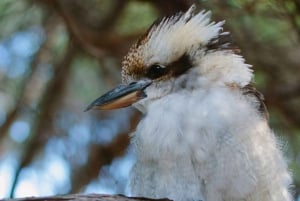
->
146;64;168;79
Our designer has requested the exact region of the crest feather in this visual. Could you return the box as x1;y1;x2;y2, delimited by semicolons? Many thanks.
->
141;5;225;65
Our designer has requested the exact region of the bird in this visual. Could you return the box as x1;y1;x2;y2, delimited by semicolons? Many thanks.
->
86;5;293;201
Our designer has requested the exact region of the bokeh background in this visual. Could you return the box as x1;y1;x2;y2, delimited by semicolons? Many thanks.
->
0;0;299;200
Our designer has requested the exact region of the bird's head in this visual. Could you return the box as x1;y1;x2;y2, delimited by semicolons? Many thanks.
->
86;5;253;113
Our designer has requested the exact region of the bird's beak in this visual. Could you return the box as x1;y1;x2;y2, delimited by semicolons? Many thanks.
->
85;80;152;111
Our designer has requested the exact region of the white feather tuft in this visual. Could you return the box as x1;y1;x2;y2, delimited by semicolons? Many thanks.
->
143;7;224;66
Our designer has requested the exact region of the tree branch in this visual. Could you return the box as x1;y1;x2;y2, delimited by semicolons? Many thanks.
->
2;194;171;201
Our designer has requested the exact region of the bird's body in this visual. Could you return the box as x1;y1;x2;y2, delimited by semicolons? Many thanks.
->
87;5;293;201
130;84;291;201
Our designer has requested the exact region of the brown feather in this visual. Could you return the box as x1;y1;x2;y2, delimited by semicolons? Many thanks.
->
242;84;269;120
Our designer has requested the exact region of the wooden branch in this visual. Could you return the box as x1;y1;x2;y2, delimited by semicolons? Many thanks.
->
2;194;171;201
38;0;139;57
9;40;77;198
138;0;194;15
0;14;54;142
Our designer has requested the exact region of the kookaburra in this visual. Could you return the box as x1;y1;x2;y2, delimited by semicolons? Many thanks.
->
86;5;293;201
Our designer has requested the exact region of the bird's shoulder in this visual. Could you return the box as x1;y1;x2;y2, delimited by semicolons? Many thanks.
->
240;84;269;120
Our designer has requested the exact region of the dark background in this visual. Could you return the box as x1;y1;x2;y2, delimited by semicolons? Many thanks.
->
0;0;299;199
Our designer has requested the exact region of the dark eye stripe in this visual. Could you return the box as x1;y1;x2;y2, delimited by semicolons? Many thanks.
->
145;64;169;79
145;54;192;80
169;54;192;77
